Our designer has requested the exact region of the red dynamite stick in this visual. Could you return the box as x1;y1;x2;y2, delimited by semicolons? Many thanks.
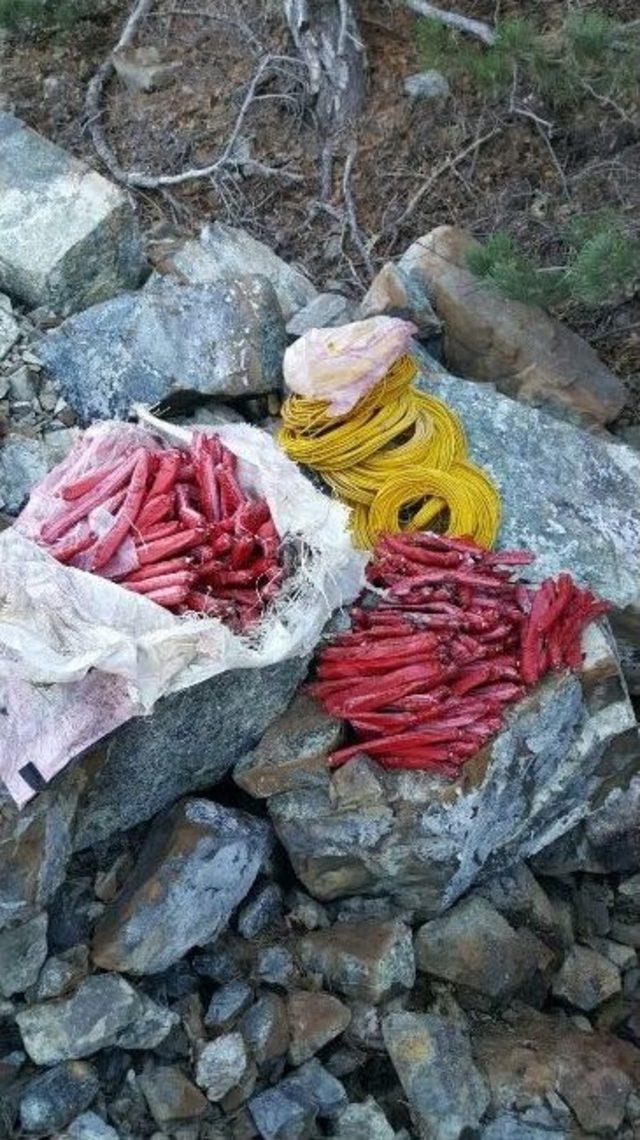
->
146;584;191;607
42;450;142;544
136;520;181;543
175;483;206;530
138;528;202;565
51;526;94;563
217;467;244;516
60;460;120;501
136;492;175;530
122;571;195;595
124;557;194;583
89;451;150;571
148;450;181;497
192;437;220;522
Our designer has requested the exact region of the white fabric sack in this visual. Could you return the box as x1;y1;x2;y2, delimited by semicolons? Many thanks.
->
0;418;367;806
283;316;417;415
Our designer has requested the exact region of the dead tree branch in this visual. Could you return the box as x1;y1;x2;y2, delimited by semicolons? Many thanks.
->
342;149;374;278
402;0;495;45
384;126;502;241
86;1;304;189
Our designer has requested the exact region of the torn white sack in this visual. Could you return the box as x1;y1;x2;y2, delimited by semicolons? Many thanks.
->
0;419;367;807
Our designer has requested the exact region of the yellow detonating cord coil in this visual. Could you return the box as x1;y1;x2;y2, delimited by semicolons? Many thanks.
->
280;354;501;549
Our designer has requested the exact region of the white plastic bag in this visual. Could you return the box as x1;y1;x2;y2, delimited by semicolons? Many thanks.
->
0;418;367;806
283;316;417;415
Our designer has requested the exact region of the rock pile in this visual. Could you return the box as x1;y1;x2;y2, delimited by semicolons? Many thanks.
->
0;118;639;1140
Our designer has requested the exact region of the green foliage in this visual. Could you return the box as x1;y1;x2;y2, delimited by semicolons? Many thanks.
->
0;0;83;32
467;214;640;310
417;8;639;111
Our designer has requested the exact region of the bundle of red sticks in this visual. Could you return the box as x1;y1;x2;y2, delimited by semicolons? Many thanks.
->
35;434;283;632
310;531;609;776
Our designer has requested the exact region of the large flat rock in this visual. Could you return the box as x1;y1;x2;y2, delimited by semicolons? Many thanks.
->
260;624;639;915
0;113;145;315
38;274;287;424
72;655;308;851
169;222;317;321
416;350;640;686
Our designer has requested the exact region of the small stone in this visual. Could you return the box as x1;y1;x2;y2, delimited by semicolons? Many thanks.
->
256;945;296;989
204;981;253;1031
287;990;351;1064
238;883;283;940
8;364;36;401
404;69;451;100
286;293;356;337
383;1000;490;1140
333;1097;395;1140
48;878;98;953
618;873;640;918
16;973;178;1064
234;692;344;799
298;920;415;1003
195;1034;247;1102
19;1061;99;1134
359;261;441;339
0;113;145;314
589;937;637;971
113;46;181;93
286;889;330;931
0;913;48;996
415;897;540;1003
240;993;289;1067
475;863;569;948
551;944;621;1011
38;377;60;412
193;940;244;984
92;799;272;975
610;919;640;947
0;302;19;361
345;1002;385;1052
248;1058;346;1139
0;432;49;513
138;1064;209;1127
32;942;89;1001
94;852;134;903
575;878;612;938
169;222;317;321
65;1111;120;1139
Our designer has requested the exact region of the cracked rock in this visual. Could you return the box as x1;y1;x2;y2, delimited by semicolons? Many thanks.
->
19;1061;99;1134
298;920;415;1003
92;799;272;974
287;990;351;1064
16;973;178;1064
195;1033;247;1102
551;944;621;1011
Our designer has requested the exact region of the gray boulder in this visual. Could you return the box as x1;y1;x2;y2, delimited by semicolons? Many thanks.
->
39;273;286;424
248;1058;347;1139
195;1033;248;1101
19;1061;99;1134
264;624;638;916
297;920;415;1003
286;293;356;337
137;1063;209;1127
333;1097;395;1140
63;1112;120;1140
0;912;48;996
169;222;317;321
383;1000;490;1139
0;294;18;360
415;897;540;1003
0;427;79;514
0;113;145;314
92;799;272;974
551;944;621;1011
16;973;177;1064
73;655;308;850
0;774;80;932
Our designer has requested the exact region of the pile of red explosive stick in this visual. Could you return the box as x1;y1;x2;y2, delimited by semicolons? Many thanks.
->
310;532;609;776
36;434;283;631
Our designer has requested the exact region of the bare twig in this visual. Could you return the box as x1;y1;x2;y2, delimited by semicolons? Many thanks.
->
384;126;502;237
402;0;495;45
578;77;632;123
86;9;304;192
342;149;374;279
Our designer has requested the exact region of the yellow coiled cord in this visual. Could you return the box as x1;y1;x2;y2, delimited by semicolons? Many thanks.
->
280;354;501;549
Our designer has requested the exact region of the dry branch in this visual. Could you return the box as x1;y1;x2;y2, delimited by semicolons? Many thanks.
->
402;0;495;45
85;0;304;190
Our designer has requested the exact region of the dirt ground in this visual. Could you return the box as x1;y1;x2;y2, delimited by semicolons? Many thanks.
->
2;0;639;418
